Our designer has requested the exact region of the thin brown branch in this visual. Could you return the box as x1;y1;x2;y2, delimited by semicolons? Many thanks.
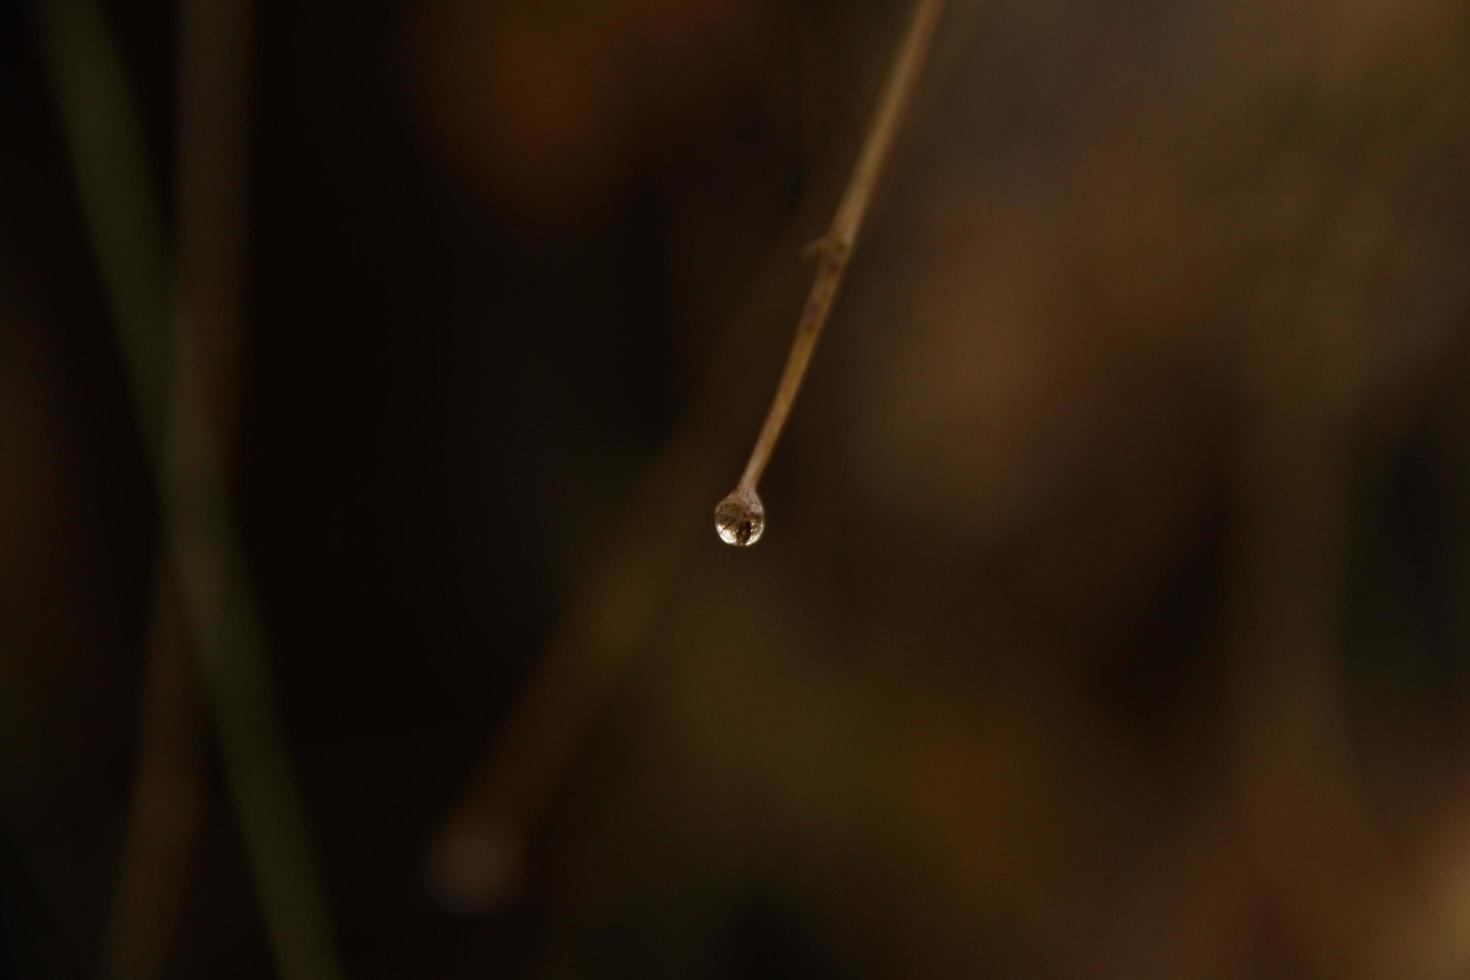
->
732;0;945;499
429;0;950;910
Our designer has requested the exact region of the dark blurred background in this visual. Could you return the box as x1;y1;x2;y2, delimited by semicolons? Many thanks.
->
5;0;1470;977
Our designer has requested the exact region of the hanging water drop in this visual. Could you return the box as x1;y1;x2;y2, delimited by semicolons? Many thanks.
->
714;490;765;547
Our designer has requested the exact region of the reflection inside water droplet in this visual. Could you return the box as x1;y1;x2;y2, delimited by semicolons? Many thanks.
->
714;490;765;547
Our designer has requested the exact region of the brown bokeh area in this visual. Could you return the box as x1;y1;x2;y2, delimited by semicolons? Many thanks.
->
4;0;1470;977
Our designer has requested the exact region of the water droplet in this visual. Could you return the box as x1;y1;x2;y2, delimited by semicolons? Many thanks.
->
714;490;765;547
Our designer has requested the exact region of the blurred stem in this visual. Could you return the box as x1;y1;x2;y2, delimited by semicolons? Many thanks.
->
32;0;170;453
104;570;203;980
103;0;257;975
32;2;345;978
